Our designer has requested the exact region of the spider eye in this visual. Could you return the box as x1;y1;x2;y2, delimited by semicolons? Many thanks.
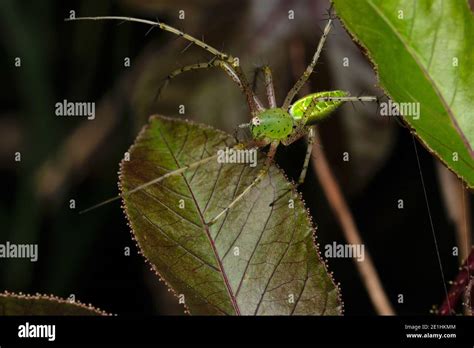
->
251;117;261;126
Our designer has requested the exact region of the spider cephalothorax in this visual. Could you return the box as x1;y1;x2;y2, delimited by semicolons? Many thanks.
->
250;108;294;141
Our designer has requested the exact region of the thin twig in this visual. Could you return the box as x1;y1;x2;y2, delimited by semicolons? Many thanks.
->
311;128;395;315
435;162;472;264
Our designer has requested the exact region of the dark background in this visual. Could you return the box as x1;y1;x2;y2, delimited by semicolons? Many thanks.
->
0;0;472;315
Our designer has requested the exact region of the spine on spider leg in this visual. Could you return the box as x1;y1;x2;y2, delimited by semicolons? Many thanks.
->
155;61;217;100
219;61;264;114
65;16;237;65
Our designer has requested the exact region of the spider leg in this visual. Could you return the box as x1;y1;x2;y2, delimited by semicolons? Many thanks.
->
316;96;378;103
281;126;306;146
221;62;265;115
153;58;264;115
67;16;265;115
269;127;315;207
66;16;236;65
282;17;333;109
79;153;220;214
297;126;316;185
251;64;264;91
289;94;378;128
207;141;279;225
263;66;277;108
281;98;317;146
250;65;276;108
156;59;219;100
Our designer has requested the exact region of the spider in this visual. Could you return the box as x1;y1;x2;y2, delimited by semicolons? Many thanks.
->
68;11;377;224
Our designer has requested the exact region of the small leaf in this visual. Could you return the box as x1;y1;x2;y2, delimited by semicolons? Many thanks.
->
333;0;474;188
120;116;342;315
0;292;108;315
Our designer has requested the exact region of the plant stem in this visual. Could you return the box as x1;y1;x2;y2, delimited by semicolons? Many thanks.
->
435;162;472;264
311;127;395;315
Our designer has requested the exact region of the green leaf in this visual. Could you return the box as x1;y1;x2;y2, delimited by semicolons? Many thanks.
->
333;0;474;188
120;116;342;315
0;292;108;315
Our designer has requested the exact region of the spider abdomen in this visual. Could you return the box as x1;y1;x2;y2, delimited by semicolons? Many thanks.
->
290;90;348;125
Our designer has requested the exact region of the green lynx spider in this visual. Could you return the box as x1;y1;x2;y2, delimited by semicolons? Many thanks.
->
68;14;377;224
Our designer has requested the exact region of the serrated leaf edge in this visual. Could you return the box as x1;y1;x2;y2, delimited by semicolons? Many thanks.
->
0;291;112;316
118;115;344;315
